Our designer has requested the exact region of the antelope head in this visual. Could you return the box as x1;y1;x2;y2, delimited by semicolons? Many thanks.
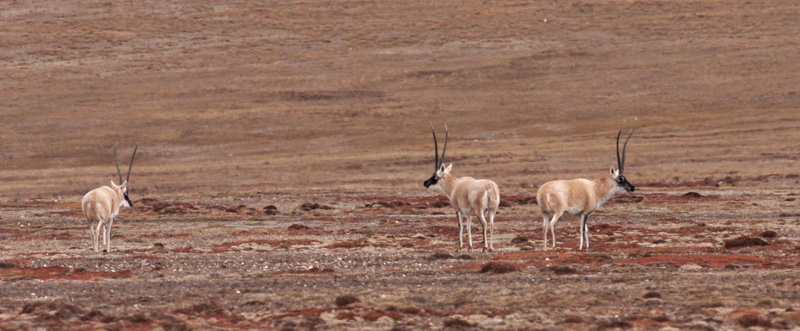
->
611;130;635;192
423;122;449;190
114;143;138;207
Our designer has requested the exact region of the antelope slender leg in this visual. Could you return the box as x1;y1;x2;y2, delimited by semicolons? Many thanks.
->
101;224;108;252
550;212;563;248
478;211;489;252
90;222;99;252
542;214;551;250
579;215;586;250
95;221;104;253
466;215;473;252
488;210;496;251
106;218;114;252
584;214;591;250
456;212;463;252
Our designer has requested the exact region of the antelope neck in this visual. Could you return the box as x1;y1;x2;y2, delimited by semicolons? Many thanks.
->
593;175;619;207
439;173;459;199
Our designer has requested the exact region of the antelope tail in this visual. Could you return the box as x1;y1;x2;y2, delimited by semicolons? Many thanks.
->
488;185;500;209
83;202;95;220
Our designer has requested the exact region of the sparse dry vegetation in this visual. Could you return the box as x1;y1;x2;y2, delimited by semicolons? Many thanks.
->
2;0;800;329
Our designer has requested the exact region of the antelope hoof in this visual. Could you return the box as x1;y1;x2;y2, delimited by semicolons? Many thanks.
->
102;249;108;253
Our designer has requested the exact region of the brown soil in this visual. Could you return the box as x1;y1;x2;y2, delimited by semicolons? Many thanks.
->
2;1;800;329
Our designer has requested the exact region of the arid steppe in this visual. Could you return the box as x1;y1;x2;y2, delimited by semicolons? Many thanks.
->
1;1;800;329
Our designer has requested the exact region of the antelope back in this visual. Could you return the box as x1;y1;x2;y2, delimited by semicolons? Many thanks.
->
537;179;596;214
81;185;123;221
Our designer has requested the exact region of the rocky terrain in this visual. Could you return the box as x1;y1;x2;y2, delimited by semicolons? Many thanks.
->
1;0;800;329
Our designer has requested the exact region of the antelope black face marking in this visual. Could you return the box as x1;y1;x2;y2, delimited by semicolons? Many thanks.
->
616;175;635;192
124;192;133;207
424;174;439;188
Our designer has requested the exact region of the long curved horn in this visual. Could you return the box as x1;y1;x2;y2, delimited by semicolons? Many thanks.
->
440;123;448;168
430;121;438;170
615;130;622;172
114;143;124;184
620;130;634;174
125;145;138;185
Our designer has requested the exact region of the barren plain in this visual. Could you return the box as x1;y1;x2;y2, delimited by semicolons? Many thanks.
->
1;1;800;330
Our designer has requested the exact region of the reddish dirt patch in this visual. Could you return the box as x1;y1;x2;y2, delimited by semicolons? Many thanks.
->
616;254;771;268
141;232;192;238
501;195;538;206
0;227;22;234
0;266;133;281
427;225;458;236
495;251;612;267
21;233;77;241
359;195;450;210
1;0;800;329
641;193;721;203
48;210;82;217
325;241;370;249
736;314;773;328
363;310;403;321
336;311;358;320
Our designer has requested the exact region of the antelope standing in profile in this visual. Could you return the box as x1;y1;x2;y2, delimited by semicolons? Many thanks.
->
423;123;501;252
81;144;138;253
536;130;635;250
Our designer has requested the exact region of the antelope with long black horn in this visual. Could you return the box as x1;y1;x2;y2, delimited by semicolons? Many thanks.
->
536;130;635;250
81;143;138;253
423;122;501;252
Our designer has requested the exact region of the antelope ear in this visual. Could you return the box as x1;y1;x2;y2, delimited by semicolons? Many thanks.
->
111;180;117;187
444;164;453;173
610;167;618;177
121;180;128;188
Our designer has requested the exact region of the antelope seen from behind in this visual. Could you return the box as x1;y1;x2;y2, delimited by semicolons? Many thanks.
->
81;144;138;253
536;130;635;250
423;122;500;252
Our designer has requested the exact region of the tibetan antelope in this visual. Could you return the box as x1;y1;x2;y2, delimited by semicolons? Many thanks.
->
81;144;138;253
536;130;635;250
423;123;500;252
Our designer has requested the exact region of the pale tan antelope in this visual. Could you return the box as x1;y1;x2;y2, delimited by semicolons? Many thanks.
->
537;130;635;250
81;144;138;253
423;123;500;252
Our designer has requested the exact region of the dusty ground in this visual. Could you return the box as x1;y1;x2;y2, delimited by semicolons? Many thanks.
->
2;0;800;329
